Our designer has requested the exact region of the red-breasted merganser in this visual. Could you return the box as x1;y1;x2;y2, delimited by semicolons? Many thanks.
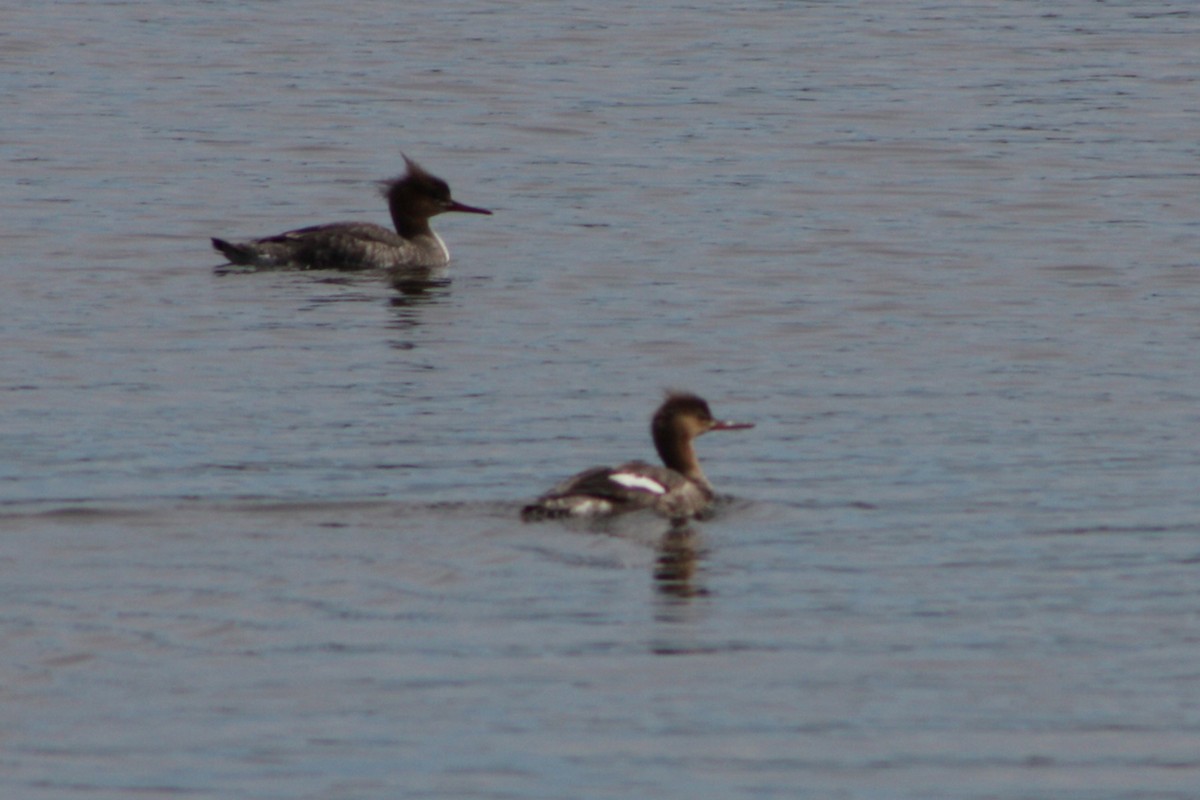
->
211;156;491;271
521;392;754;521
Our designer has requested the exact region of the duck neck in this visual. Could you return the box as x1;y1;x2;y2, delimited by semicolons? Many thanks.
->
653;424;709;488
390;208;435;241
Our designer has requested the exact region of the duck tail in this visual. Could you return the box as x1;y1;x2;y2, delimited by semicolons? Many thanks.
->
211;237;257;265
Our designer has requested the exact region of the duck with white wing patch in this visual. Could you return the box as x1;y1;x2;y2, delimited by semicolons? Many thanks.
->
521;392;754;522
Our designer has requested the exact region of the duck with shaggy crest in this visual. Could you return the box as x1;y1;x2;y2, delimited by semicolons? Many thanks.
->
211;156;491;271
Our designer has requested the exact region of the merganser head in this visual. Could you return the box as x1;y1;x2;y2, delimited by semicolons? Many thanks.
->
651;392;753;477
379;155;492;222
653;392;754;438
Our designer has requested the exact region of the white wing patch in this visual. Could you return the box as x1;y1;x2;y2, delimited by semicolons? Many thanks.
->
609;472;667;495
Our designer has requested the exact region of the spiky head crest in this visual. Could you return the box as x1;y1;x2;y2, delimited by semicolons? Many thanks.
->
377;155;452;204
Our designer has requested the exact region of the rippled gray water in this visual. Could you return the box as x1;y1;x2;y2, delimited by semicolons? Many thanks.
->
4;1;1200;797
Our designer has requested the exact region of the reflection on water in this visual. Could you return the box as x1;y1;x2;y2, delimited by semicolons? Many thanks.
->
389;274;452;303
654;524;708;600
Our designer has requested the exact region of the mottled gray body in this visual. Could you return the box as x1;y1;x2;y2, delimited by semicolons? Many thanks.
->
213;222;448;270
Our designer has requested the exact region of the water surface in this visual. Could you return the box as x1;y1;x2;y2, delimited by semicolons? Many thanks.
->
3;1;1200;797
